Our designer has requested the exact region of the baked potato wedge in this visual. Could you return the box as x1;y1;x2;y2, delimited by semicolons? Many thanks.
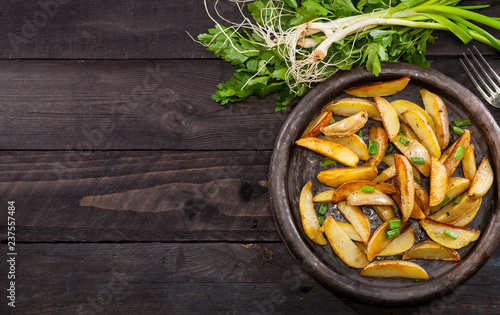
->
430;177;471;213
320;110;368;137
428;194;481;225
317;166;378;188
377;228;415;257
462;144;476;181
402;109;441;158
453;198;482;227
372;165;396;183
392;135;431;177
366;221;410;261
372;205;397;222
299;181;327;245
337;201;371;244
347;189;394;206
296;137;359;167
322;98;381;121
364;126;389;167
441;130;471;178
331;181;396;203
301;111;332;138
391;99;436;132
374;97;400;140
419;218;480;249
360;260;428;280
313;189;336;203
337;221;363;242
402;240;460;261
323;216;369;268
345;76;410;97
325;135;369;161
394;154;415;222
468;157;494;199
414;181;430;216
383;153;422;182
429;156;448;207
420;89;450;150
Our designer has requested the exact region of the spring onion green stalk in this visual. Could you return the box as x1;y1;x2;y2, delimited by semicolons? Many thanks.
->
318;216;325;226
389;219;402;230
411;157;426;164
399;137;410;146
386;228;401;239
357;130;363;138
386;143;395;154
453;195;462;205
318;203;328;216
453;126;465;135
414;175;422;184
454;145;466;160
453;120;472;126
361;185;375;193
368;140;379;155
322;157;337;166
438;195;450;207
444;229;458;239
198;0;500;110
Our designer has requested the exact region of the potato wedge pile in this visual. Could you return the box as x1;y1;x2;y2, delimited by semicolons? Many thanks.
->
296;76;494;280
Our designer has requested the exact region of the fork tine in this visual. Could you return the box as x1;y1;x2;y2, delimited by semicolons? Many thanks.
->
473;46;500;85
468;48;500;93
462;53;495;97
460;58;492;103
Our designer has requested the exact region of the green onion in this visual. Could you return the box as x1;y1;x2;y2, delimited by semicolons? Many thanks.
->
322;157;337;167
452;120;472;127
453;195;462;206
318;217;325;226
398;129;405;135
361;186;375;193
414;175;422;184
454;145;466;161
318;203;328;216
357;130;363;138
385;229;400;239
392;206;399;214
411;157;425;164
438;195;450;208
368;140;379;155
415;279;420;283
444;230;458;239
388;219;401;230
386;143;394;154
330;117;335;124
398;137;410;146
452;126;465;135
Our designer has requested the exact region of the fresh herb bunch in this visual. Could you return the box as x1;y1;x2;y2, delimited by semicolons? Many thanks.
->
198;0;500;111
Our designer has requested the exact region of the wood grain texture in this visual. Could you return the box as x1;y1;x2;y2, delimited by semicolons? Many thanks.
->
0;243;497;314
0;150;278;242
1;0;499;59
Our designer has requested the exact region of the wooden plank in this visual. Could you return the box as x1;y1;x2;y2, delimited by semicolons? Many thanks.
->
0;243;498;314
0;59;497;151
0;150;279;242
1;0;499;59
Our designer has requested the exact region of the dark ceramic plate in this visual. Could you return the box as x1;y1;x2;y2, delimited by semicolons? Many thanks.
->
268;62;500;305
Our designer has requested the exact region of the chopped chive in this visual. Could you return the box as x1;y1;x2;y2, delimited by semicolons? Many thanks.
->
452;120;472;127
361;186;375;193
454;145;466;161
415;279;420;283
388;219;401;230
438;195;450;208
398;129;405;135
357;130;363;138
444;230;458;239
392;206;399;214
386;143;394;154
385;229;400;239
398;137;410;146
330;117;335;123
411;157;425;164
452;195;462;206
318;217;325;226
318;203;328;216
368;140;379;155
322;157;337;167
414;175;421;184
452;126;465;135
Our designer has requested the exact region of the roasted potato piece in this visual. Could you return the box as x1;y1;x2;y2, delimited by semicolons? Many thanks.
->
337;221;363;242
374;97;400;140
302;111;332;138
377;228;415;257
320;110;368;137
372;205;397;222
419;218;480;249
454;198;482;227
430;177;471;213
403;240;460;261
296;137;359;167
323;216;369;268
442;130;471;177
317;166;378;188
420;89;450;150
414;181;430;216
360;260;428;279
428;194;481;225
331;181;396;203
394;154;415;222
429;156;448;207
391;99;436;132
392;135;431;177
344;76;410;97
364;126;389;167
468;157;494;198
325;135;369;161
383;154;422;182
366;221;410;261
299;181;327;245
337;201;371;244
313;189;336;203
322;98;382;121
399;123;419;141
462;144;476;181
402;109;441;158
410;202;426;220
372;165;396;183
347;189;394;206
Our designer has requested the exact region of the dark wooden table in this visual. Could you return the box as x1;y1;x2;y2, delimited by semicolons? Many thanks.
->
0;1;499;314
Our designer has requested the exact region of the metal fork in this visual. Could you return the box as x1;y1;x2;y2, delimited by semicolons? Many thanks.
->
461;46;500;109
